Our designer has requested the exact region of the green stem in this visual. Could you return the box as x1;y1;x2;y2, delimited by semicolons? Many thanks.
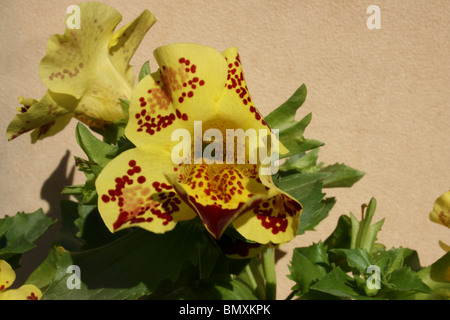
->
249;259;266;300
262;247;277;300
285;290;297;300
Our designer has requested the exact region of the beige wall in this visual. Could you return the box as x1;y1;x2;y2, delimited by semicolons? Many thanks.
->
1;0;449;299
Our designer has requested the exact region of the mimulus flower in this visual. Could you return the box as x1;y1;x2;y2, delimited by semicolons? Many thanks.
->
96;43;302;244
430;191;450;228
429;191;450;252
0;260;42;300
7;2;156;142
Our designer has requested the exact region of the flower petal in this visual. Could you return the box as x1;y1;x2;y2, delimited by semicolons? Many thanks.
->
39;2;155;123
219;47;288;156
430;191;450;228
125;71;191;149
6;92;73;142
232;173;302;244
96;147;196;234
109;10;157;85
0;260;15;291
232;191;302;244
153;43;228;121
166;163;265;239
219;47;268;128
0;285;42;300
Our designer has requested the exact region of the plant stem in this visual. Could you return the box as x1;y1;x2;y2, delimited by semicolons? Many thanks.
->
249;259;266;299
285;290;296;300
262;247;277;300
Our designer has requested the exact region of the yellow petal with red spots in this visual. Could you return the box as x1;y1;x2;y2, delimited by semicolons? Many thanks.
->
125;71;192;150
166;163;268;239
38;2;156;123
219;47;289;156
6;92;74;142
232;172;302;244
153;43;228;122
0;260;15;291
430;191;450;228
96;147;196;234
0;285;42;300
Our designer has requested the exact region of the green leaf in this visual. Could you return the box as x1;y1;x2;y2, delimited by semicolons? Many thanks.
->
264;84;324;159
330;248;373;274
0;209;54;262
42;248;149;300
25;245;66;290
279;149;320;173
54;200;85;252
106;135;136;158
386;267;432;294
310;267;373;300
350;198;384;252
324;215;352;251
264;84;307;131
319;163;365;188
288;242;330;295
138;61;151;81
374;247;421;275
410;252;450;300
42;221;205;300
148;276;257;300
277;173;335;235
75;123;113;168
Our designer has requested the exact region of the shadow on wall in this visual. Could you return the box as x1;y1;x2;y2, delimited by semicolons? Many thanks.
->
14;150;75;285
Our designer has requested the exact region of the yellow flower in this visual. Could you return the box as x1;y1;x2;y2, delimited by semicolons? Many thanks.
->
430;191;450;228
429;191;450;252
7;2;156;142
96;43;302;244
0;260;42;300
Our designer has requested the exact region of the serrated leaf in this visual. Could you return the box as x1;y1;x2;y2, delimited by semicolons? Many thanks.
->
288;242;330;294
25;245;66;290
279;148;320;173
324;215;352;250
386;267;432;293
75;123;113;168
106;135;136;158
374;247;421;275
264;84;307;131
264;84;324;158
42;221;205;300
320;163;365;188
310;267;374;300
41;249;149;300
0;209;54;261
330;248;373;274
277;173;335;235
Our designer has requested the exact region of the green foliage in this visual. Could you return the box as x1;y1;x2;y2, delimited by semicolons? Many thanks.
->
0;209;54;267
268;84;364;236
287;199;449;300
138;61;151;81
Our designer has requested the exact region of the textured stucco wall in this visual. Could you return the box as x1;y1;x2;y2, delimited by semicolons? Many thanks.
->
0;0;449;299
